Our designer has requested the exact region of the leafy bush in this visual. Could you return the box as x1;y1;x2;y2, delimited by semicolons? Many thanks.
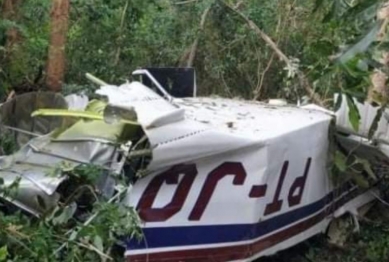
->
0;164;141;261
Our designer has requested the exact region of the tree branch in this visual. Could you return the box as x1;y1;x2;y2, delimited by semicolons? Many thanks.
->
114;0;129;66
174;0;198;5
254;53;275;100
233;0;244;10
222;1;324;106
186;6;211;67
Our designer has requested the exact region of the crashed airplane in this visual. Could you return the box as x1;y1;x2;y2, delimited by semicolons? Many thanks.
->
0;69;388;261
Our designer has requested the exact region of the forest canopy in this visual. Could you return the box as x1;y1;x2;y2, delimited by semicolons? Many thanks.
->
0;0;387;108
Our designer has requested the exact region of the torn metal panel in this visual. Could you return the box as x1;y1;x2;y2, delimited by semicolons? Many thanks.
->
0;91;147;215
99;84;332;171
92;81;387;261
0;170;61;215
335;94;389;145
113;86;387;262
0;79;387;262
96;82;185;128
0;92;68;146
123;98;336;261
65;94;89;110
0;136;117;214
0;117;126;215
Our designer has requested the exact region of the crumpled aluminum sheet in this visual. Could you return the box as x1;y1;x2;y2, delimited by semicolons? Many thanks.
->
65;94;89;110
0;90;134;215
97;82;333;171
0;92;67;147
96;82;185;129
0;133;118;215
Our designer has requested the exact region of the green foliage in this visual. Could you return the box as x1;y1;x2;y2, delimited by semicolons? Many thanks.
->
0;132;18;155
0;163;141;261
0;0;50;91
307;219;389;262
0;246;8;262
67;164;104;184
0;0;385;103
259;206;389;262
346;95;361;131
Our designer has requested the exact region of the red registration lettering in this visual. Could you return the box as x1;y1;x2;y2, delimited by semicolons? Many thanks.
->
264;161;289;216
137;164;197;222
137;157;313;222
189;162;246;221
288;158;311;207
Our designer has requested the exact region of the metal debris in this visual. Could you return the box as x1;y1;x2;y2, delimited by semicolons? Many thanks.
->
0;70;388;262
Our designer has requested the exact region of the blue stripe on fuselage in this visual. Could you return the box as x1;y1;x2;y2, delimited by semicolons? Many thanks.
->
126;182;353;250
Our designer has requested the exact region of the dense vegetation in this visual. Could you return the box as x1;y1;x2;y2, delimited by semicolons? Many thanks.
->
1;0;389;261
0;0;387;104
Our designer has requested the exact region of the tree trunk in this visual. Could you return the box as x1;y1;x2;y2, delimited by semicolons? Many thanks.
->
46;0;70;92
